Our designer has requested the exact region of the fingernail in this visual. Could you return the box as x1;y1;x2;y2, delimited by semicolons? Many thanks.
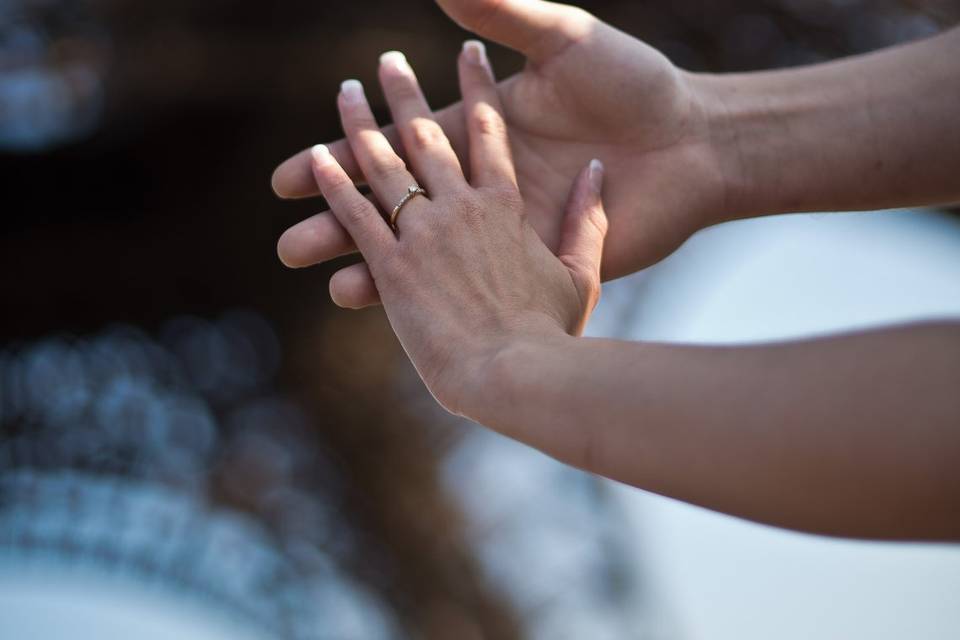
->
589;159;604;193
463;40;492;75
340;79;365;104
379;50;412;75
311;144;333;166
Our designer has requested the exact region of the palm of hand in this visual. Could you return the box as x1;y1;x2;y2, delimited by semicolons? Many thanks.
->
494;21;718;278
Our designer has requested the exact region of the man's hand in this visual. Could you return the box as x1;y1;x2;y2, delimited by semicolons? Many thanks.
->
272;0;727;307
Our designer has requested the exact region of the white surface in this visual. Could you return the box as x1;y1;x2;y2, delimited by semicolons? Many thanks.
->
591;209;960;640
0;561;269;640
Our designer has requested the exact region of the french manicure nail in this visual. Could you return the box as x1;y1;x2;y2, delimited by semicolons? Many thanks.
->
311;144;333;165
379;50;411;74
463;40;492;75
589;159;604;193
340;79;365;104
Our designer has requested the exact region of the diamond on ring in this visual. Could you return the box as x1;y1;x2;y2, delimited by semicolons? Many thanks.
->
389;185;428;231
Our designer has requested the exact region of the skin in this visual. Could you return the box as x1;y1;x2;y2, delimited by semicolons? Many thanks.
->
274;1;960;307
466;325;960;541
274;1;960;540
274;0;723;307
308;45;607;414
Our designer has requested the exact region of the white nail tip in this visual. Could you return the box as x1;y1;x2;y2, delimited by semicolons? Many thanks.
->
311;144;331;164
379;50;406;64
340;79;364;101
379;50;413;76
463;40;488;66
588;159;604;193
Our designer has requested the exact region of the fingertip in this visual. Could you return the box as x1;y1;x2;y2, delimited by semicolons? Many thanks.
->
271;159;303;200
276;228;300;269
328;277;351;308
329;266;380;309
310;143;332;165
589;158;604;193
276;242;296;269
339;79;365;106
559;160;608;258
567;162;594;211
270;167;284;198
459;40;495;82
462;40;492;73
309;143;348;186
379;50;413;77
572;158;605;212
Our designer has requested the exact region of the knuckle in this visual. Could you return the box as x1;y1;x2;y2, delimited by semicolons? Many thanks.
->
478;184;522;212
324;173;354;196
458;0;500;33
345;111;379;135
585;206;608;237
369;153;406;180
315;163;349;190
493;185;523;209
408;118;446;152
563;6;595;27
341;197;375;225
460;202;487;231
385;76;421;102
556;7;596;42
450;191;482;220
470;104;507;139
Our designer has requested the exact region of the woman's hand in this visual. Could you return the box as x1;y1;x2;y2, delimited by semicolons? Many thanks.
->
274;0;724;306
303;44;607;415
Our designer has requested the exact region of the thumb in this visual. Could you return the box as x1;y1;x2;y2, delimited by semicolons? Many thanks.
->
435;0;591;62
557;159;608;316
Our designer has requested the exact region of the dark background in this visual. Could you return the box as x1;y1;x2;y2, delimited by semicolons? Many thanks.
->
2;1;957;638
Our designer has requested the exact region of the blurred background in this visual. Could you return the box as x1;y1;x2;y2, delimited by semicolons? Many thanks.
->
2;1;960;638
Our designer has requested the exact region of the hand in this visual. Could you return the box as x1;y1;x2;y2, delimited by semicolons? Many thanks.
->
303;45;607;414
273;0;726;308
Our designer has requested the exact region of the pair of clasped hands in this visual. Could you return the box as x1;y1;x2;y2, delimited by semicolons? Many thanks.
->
273;0;718;415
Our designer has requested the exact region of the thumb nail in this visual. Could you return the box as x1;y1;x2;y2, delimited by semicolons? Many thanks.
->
589;159;604;193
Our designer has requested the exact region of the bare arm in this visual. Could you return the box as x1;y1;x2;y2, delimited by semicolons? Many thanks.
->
274;3;960;309
465;322;960;541
697;26;960;220
276;11;960;542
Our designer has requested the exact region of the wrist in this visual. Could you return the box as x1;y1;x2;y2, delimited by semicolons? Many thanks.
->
687;71;769;222
688;69;815;221
446;327;576;426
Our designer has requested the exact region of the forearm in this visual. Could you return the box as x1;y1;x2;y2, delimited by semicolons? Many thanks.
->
693;26;960;220
465;322;960;540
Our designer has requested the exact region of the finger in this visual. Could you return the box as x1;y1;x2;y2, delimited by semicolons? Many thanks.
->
277;193;381;268
458;40;517;190
557;159;607;318
271;102;469;200
379;51;464;194
338;79;430;224
309;144;395;259
436;0;591;63
273;140;367;200
329;262;382;309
